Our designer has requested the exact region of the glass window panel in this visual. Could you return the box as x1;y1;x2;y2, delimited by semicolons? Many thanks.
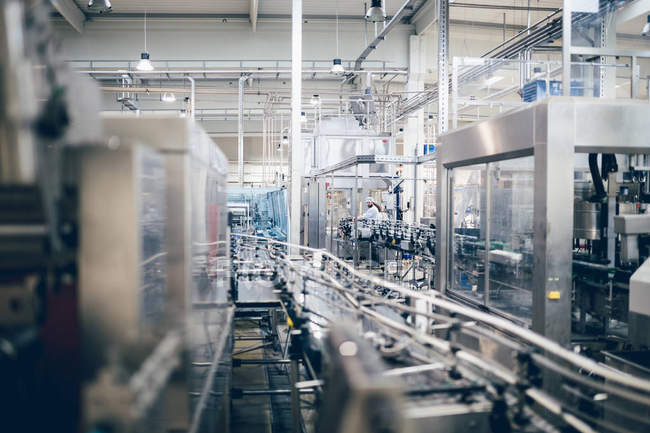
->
449;164;486;304
487;156;534;322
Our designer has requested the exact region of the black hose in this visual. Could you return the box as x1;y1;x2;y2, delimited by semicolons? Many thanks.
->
589;153;606;198
602;154;618;177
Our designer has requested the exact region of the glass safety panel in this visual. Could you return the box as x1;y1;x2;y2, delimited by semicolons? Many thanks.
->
139;148;167;330
449;164;486;304
487;156;534;322
422;163;437;220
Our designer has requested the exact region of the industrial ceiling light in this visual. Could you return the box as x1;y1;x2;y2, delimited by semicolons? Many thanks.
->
365;0;385;23
643;15;650;37
281;135;289;146
331;58;345;75
301;111;307;122
136;52;154;71
88;0;112;13
331;1;345;75
310;94;321;107
136;11;154;71
162;92;176;103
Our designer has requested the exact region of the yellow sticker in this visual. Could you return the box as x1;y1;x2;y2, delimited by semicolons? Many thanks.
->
287;316;294;328
548;291;561;300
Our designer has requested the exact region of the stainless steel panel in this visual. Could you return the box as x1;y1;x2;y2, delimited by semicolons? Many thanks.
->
71;142;178;431
438;102;537;168
629;311;650;350
630;258;650;317
103;115;230;321
532;101;574;347
305;178;321;248
568;98;650;153
621;235;640;263
572;99;650;153
574;200;600;240
77;143;167;362
614;214;650;234
99;117;231;431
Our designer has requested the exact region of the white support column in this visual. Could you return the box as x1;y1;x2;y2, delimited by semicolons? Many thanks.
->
289;0;303;248
404;35;425;224
238;76;246;186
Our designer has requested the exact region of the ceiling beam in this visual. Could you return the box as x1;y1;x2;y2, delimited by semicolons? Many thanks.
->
83;13;380;20
616;0;650;25
250;0;259;32
50;0;86;33
411;0;436;34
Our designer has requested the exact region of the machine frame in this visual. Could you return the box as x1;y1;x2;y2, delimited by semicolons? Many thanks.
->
436;97;650;345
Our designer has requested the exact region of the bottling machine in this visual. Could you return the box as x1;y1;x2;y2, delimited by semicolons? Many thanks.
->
572;154;650;346
0;3;233;429
337;218;436;288
436;98;650;357
96;115;232;432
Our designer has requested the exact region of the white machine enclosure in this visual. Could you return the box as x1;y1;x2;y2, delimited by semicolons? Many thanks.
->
71;116;232;432
64;140;174;430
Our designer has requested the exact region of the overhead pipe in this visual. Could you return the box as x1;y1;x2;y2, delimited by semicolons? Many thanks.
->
347;0;422;83
185;76;195;119
396;0;621;121
77;68;408;75
451;2;558;12
99;86;399;97
395;9;565;119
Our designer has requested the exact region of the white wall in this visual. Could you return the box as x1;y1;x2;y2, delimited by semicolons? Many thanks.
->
54;17;413;67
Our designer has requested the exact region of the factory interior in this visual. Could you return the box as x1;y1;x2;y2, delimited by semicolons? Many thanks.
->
3;0;650;432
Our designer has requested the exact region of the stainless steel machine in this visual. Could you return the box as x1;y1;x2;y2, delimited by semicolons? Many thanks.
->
337;218;436;288
65;140;178;431
436;98;650;355
0;4;233;428
99;115;232;432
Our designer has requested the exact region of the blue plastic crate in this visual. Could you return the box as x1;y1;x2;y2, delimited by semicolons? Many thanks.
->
423;144;436;154
522;80;583;102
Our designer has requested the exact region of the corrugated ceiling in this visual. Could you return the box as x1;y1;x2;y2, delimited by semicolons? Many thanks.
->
73;0;645;34
75;0;411;16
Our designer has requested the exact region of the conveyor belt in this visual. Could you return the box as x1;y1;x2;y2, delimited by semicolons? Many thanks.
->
231;233;650;433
